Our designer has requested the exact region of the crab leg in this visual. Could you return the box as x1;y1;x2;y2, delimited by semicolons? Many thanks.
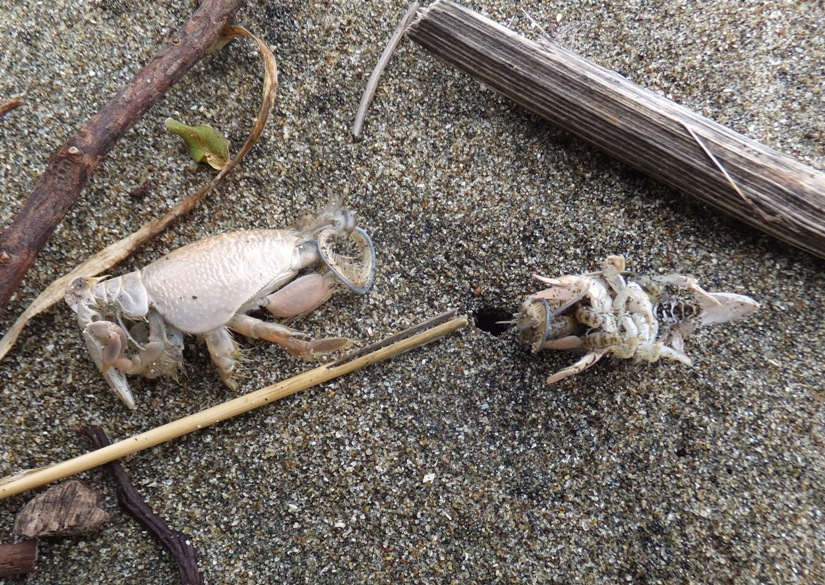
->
203;327;241;390
546;351;606;385
81;320;138;408
228;314;352;360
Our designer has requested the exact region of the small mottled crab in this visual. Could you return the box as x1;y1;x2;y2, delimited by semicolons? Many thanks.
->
65;206;376;408
512;255;759;384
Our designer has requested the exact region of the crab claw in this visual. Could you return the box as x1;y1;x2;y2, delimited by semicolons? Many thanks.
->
82;321;136;409
514;297;552;352
696;292;759;326
318;226;376;294
101;369;134;410
513;298;578;353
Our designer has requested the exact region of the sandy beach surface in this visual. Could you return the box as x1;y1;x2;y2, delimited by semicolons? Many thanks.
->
1;0;822;583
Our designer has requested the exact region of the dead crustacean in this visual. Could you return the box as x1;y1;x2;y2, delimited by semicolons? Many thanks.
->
511;255;759;384
65;206;376;409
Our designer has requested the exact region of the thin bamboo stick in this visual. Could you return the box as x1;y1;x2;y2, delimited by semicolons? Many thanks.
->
0;312;467;500
407;1;825;258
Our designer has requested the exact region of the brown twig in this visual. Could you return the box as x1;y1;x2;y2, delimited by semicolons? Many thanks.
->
0;97;24;118
78;425;203;585
0;540;38;578
0;0;247;314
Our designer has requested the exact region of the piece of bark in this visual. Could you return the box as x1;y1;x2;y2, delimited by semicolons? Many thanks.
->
79;426;203;585
0;0;247;313
13;480;110;539
0;540;38;577
407;1;825;259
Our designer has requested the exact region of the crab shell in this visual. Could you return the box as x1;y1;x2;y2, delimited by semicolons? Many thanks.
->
66;211;376;408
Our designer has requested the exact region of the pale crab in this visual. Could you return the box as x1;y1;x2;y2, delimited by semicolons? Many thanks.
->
65;205;376;409
512;255;759;384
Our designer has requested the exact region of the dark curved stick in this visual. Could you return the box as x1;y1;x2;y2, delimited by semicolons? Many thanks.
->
0;0;246;313
78;425;203;585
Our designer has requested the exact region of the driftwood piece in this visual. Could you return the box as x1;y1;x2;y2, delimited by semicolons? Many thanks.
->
13;480;110;539
79;426;203;585
0;0;247;313
14;479;109;538
0;540;38;577
407;0;825;259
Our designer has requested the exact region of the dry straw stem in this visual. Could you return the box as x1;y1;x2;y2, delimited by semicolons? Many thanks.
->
0;25;276;363
0;312;468;500
407;0;825;258
351;2;420;140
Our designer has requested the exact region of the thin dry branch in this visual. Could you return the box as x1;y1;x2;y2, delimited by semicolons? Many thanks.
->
407;0;825;258
351;2;420;140
0;0;247;313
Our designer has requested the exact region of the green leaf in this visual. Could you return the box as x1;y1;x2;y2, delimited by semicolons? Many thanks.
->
165;118;230;170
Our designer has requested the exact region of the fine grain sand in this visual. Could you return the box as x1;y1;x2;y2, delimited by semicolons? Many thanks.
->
1;1;823;583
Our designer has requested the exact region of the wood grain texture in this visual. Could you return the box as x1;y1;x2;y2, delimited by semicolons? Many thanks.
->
0;540;38;577
13;480;109;539
407;0;825;258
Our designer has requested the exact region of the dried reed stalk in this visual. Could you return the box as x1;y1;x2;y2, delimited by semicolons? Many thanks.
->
408;0;825;258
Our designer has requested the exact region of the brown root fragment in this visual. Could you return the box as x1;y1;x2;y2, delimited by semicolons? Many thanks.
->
0;97;24;117
78;425;203;585
0;539;38;577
